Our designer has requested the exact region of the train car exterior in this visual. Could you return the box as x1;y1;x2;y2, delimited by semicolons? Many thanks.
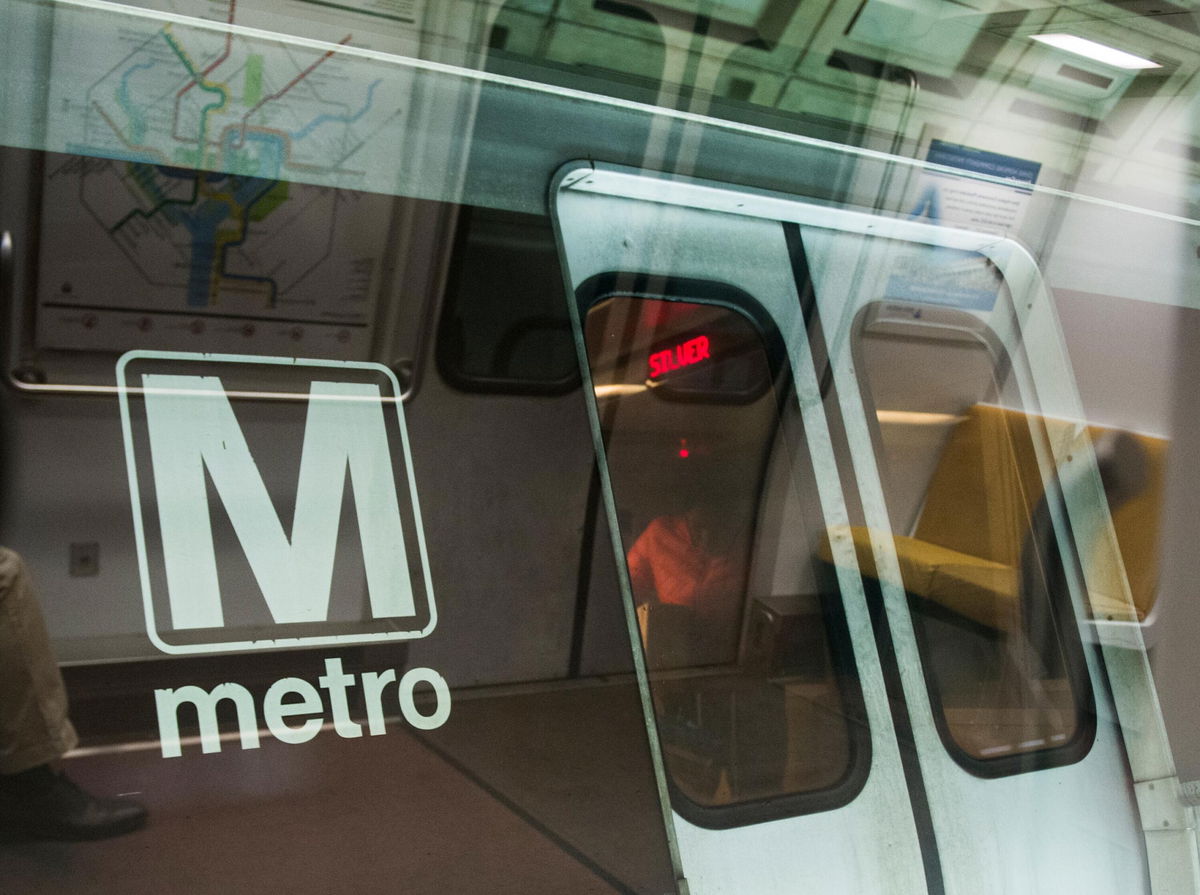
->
0;0;1198;892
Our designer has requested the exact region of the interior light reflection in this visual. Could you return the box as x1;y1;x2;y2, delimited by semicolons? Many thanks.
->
1031;34;1160;71
876;410;964;426
593;383;650;398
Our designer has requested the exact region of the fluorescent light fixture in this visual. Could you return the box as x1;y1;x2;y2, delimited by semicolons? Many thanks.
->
1031;34;1160;70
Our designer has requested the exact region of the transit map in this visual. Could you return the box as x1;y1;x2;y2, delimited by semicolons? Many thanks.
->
38;0;424;358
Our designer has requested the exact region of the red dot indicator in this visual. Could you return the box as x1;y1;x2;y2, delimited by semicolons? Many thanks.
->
678;438;689;459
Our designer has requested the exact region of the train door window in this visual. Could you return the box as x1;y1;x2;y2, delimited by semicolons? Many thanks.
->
580;276;869;826
436;206;579;393
850;298;1095;776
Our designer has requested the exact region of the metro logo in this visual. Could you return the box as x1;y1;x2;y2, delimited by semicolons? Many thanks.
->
142;375;413;629
118;351;435;655
153;657;450;758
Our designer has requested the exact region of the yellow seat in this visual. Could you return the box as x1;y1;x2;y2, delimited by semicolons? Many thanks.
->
819;526;1019;631
821;405;1166;630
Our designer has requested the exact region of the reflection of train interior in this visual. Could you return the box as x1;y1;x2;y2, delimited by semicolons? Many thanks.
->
585;290;864;816
850;303;1097;771
1;0;1199;892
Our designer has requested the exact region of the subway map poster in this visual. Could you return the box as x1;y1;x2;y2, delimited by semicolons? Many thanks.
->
37;0;424;359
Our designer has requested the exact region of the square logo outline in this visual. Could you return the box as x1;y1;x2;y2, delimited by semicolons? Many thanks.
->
117;349;437;655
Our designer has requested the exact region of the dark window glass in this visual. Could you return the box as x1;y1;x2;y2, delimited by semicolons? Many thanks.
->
852;301;1095;775
437;207;578;393
583;284;868;826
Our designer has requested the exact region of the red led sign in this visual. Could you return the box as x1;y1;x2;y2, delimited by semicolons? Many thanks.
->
648;335;711;379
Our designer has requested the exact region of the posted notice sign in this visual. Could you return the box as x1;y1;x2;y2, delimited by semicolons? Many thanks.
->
909;140;1042;235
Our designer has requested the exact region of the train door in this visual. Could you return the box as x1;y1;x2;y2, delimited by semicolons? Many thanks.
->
551;162;1163;894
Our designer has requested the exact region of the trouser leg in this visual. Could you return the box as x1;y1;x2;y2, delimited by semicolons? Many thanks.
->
0;547;77;774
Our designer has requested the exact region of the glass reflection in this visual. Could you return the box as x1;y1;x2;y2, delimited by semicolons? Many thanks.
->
851;302;1096;768
585;292;863;814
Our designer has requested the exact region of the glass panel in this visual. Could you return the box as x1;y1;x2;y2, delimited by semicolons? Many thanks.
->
0;0;1194;886
853;300;1095;771
436;207;577;392
488;0;668;100
584;292;867;818
0;147;679;891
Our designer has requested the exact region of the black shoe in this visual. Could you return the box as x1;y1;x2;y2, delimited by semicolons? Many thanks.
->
0;765;147;841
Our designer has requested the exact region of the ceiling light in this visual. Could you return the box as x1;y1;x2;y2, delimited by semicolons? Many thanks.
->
1031;34;1160;70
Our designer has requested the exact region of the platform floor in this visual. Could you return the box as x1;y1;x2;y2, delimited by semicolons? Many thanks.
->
0;678;677;894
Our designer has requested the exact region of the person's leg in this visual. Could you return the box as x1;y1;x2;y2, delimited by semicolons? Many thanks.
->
0;547;146;839
0;547;78;775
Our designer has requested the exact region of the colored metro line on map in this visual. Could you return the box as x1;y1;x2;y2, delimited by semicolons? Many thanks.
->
36;0;416;359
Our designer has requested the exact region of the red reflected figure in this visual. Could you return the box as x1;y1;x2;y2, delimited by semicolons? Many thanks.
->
626;494;747;667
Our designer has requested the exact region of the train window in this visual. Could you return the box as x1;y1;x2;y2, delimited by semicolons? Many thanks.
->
436;207;579;394
850;300;1096;776
586;293;774;404
580;275;869;827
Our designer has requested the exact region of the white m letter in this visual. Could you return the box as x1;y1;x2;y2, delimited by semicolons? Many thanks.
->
142;374;413;630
